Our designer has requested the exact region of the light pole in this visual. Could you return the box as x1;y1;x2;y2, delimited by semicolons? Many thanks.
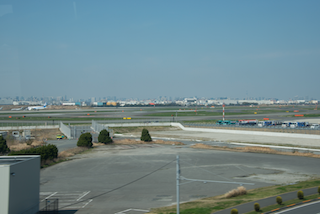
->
176;155;254;214
176;155;180;214
223;104;225;121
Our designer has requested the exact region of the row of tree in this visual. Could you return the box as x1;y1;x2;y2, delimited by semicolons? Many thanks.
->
77;128;152;147
0;128;153;154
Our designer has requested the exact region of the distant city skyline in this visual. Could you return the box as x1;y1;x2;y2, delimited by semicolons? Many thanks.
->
1;1;319;100
0;94;316;102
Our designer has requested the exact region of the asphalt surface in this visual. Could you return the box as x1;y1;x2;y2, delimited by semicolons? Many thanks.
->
47;139;78;152
1;107;320;124
212;187;320;214
149;129;320;148
276;200;320;214
40;144;320;214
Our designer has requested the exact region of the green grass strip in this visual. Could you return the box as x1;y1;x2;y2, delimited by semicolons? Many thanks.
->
244;193;320;214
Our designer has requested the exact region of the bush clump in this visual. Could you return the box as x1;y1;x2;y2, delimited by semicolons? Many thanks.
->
77;133;93;148
0;136;10;154
140;128;152;142
318;186;320;195
297;190;304;199
254;203;260;212
225;186;247;198
276;196;282;205
9;144;58;162
98;129;112;144
230;208;238;214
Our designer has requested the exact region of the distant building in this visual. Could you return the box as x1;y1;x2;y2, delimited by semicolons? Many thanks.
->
0;98;13;105
62;102;76;106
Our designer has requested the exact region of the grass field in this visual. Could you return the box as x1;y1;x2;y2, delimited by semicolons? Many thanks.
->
0;117;124;121
146;109;288;117
0;110;124;115
149;179;320;214
282;114;320;118
245;193;320;214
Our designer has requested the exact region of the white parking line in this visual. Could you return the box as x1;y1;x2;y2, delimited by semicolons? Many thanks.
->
41;192;57;201
77;191;91;201
82;199;93;208
115;208;150;214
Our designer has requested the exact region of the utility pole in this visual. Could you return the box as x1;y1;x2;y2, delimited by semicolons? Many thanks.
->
175;155;254;214
176;155;180;214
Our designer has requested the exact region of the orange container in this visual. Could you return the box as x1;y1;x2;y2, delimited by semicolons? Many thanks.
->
87;113;90;116
263;118;269;120
8;116;12;118
295;114;304;117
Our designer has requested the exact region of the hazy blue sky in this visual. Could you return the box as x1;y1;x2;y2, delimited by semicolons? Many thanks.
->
1;0;319;100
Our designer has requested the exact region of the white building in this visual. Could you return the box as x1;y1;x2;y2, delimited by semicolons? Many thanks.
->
0;156;40;214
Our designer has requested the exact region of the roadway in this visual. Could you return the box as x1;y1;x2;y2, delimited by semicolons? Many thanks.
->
40;143;320;213
1;110;320;124
275;200;320;214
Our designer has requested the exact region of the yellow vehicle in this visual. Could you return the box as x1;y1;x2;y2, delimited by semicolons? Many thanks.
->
56;134;63;139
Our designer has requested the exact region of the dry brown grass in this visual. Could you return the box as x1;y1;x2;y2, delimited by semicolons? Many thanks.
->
58;147;89;158
31;140;46;146
9;143;31;151
32;129;63;141
191;143;320;159
113;138;185;145
7;137;47;151
92;142;105;147
153;139;185;145
112;126;180;134
224;186;247;198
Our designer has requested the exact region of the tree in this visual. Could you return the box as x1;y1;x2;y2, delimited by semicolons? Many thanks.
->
0;136;10;154
98;129;112;144
141;128;152;142
276;196;282;205
77;133;93;148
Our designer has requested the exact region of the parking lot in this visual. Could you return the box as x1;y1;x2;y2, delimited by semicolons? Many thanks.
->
40;143;320;213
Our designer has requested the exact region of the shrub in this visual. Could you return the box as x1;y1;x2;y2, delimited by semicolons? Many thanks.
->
230;208;238;214
297;190;304;199
225;186;247;198
0;136;10;154
77;133;93;148
318;186;320;195
254;203;260;212
276;196;282;205
9;144;58;161
98;129;112;144
141;128;152;142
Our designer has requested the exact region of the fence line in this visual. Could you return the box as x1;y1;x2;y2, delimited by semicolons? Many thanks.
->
59;122;72;139
183;123;320;135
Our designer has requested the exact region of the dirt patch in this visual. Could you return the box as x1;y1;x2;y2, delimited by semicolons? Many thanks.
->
92;142;105;147
113;138;185;145
32;128;63;141
8;140;48;151
113;126;180;134
8;143;31;151
58;147;89;158
191;143;320;158
224;186;247;198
